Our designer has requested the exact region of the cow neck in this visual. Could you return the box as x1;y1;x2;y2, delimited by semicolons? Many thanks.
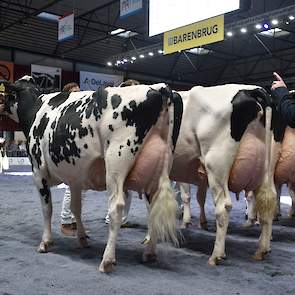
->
16;88;43;138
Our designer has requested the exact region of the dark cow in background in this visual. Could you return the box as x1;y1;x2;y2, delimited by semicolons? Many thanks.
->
169;84;276;265
0;76;183;273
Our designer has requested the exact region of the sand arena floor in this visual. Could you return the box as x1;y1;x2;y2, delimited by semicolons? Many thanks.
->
1;165;295;295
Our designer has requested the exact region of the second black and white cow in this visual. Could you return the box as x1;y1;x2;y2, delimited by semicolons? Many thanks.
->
0;76;183;273
169;84;277;265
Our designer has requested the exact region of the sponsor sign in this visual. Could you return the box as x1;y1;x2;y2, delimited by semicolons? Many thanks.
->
0;60;14;81
8;157;31;166
80;71;123;90
58;13;74;42
163;15;224;55
120;0;142;17
31;64;61;93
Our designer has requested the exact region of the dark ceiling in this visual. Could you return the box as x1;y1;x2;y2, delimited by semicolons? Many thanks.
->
1;0;295;88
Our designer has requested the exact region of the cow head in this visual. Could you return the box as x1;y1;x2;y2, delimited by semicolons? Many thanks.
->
0;75;40;123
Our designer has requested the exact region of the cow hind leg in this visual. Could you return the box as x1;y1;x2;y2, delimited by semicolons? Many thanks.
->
196;183;208;230
36;179;53;253
208;185;232;265
288;184;295;218
178;182;192;229
99;176;125;273
253;182;276;260
69;187;88;248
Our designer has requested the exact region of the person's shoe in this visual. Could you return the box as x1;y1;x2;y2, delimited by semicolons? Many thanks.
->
60;223;76;236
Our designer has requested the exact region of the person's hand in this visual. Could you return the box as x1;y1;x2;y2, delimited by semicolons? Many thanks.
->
271;72;287;90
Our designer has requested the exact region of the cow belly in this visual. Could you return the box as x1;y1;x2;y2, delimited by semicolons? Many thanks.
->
275;128;295;185
229;131;265;193
126;132;169;194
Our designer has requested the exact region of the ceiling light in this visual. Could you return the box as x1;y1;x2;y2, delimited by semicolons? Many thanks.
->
255;24;262;29
271;19;279;25
148;52;154;56
263;23;269;29
37;12;60;22
158;49;164;54
117;30;139;38
131;56;136;60
139;54;145;58
286;21;290;25
226;31;233;37
110;28;125;35
123;58;128;63
240;27;247;33
107;62;112;66
289;15;295;20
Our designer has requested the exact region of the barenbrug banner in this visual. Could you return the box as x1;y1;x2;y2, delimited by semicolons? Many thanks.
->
31;64;61;93
0;61;14;81
80;71;123;90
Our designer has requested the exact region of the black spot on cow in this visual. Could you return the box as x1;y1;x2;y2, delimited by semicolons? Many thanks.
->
39;178;50;204
120;89;163;145
85;87;108;120
109;125;114;131
88;125;94;137
171;92;183;150
119;145;124;149
127;139;131;146
231;89;264;141
111;94;122;109
84;144;88;149
107;140;110;145
48;100;86;166
31;114;50;168
48;92;70;109
113;112;119;119
118;151;121;157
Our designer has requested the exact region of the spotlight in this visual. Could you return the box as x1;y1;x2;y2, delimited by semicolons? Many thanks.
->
107;61;112;66
286;21;290;25
123;58;128;63
148;52;154;56
271;19;279;25
289;15;295;20
226;31;233;37
139;54;145;58
263;23;269;29
255;24;262;29
240;27;247;33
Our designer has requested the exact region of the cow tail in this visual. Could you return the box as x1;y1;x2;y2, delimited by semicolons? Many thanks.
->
255;106;277;220
147;88;180;246
148;174;179;246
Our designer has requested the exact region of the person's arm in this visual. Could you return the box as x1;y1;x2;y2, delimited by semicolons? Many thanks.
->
271;72;295;128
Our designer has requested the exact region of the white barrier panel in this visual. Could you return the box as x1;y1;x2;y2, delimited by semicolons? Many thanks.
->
8;157;31;166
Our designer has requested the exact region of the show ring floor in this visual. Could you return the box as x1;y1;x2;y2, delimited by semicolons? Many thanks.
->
1;166;295;295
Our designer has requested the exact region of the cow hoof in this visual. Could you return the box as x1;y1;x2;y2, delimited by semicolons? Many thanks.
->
180;222;192;229
252;250;270;261
142;252;157;263
208;255;225;266
98;260;115;273
37;240;53;253
141;235;151;245
79;236;90;248
199;222;208;231
244;220;254;228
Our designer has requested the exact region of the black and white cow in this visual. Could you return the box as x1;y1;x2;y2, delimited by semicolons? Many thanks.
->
168;84;277;265
0;76;183;273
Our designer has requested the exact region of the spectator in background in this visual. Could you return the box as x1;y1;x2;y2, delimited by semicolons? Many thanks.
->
60;82;85;236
